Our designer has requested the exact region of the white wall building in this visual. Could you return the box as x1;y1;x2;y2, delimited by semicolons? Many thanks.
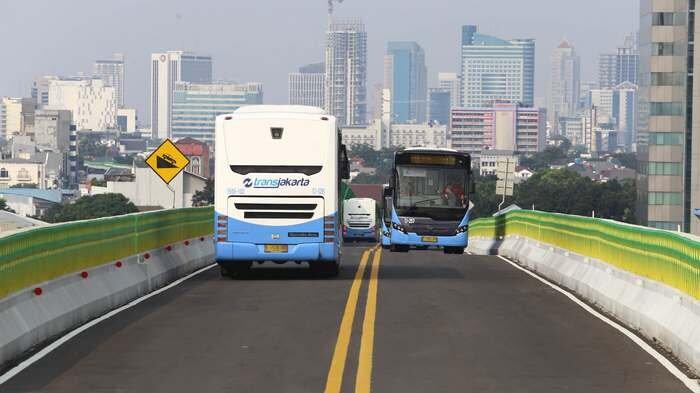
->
589;88;615;123
341;119;384;150
1;97;35;140
288;63;324;108
150;51;213;139
31;76;60;107
116;108;137;133
438;72;461;110
478;150;519;177
48;78;116;131
390;123;447;149
107;167;206;208
94;53;125;108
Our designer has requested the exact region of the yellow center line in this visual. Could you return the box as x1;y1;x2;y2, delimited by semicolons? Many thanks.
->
355;247;382;393
324;247;374;393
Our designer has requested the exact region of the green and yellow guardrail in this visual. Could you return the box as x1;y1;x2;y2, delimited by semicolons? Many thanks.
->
0;207;213;299
470;210;700;300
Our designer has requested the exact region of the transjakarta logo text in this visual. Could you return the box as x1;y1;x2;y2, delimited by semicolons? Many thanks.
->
243;178;310;188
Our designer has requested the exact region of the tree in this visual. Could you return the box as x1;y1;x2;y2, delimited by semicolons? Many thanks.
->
611;152;637;170
41;193;138;223
192;178;214;206
470;175;502;219
0;198;15;213
10;183;38;189
78;136;108;159
90;178;107;187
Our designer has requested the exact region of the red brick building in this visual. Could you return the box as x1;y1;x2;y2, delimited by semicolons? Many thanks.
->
174;137;211;178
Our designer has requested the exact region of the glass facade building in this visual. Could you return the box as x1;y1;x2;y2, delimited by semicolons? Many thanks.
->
384;41;427;123
171;82;263;149
460;25;535;109
638;0;699;234
325;19;367;126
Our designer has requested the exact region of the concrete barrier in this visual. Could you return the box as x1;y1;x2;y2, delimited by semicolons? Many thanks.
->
468;235;700;374
0;237;214;369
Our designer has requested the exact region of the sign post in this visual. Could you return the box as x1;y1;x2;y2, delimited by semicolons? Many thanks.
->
495;156;516;212
145;139;190;209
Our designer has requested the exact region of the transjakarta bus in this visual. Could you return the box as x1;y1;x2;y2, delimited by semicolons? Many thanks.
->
214;106;350;277
389;148;473;254
380;184;392;249
342;198;377;241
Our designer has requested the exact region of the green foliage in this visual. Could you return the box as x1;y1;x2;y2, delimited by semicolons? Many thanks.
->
10;183;38;189
519;145;569;171
472;169;637;223
41;193;139;223
90;178;107;187
113;155;135;165
348;144;397;184
192;178;214;206
78;136;109;158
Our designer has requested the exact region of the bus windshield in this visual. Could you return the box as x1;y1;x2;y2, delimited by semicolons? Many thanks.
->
396;165;468;210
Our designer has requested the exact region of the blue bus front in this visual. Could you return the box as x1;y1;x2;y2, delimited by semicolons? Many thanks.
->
380;219;391;249
388;150;472;255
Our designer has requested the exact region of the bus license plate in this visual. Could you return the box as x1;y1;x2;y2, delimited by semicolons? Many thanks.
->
264;244;288;253
421;236;438;243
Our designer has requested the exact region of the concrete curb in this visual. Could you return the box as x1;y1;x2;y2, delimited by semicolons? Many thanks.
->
468;235;700;374
0;237;214;369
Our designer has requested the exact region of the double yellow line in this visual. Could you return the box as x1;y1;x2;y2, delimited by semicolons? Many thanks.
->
324;245;382;393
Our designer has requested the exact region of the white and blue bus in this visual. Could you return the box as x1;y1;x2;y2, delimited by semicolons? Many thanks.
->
380;184;392;249
214;105;350;277
342;198;377;241
388;148;473;254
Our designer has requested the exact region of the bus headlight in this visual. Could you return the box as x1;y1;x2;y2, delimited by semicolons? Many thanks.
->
391;222;407;234
455;225;468;234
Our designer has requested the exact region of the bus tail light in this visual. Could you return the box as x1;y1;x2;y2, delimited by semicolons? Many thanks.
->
217;215;228;242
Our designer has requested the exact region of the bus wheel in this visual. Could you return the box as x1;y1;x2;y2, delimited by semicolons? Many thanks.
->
444;247;465;255
227;262;252;279
310;261;339;278
381;244;390;250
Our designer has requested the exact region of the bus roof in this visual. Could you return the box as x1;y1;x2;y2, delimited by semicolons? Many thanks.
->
233;105;326;115
402;147;459;153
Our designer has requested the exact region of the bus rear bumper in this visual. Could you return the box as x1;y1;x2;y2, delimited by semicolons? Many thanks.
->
390;231;467;248
216;242;337;262
343;227;376;240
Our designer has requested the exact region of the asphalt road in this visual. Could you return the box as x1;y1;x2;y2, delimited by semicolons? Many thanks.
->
0;244;692;393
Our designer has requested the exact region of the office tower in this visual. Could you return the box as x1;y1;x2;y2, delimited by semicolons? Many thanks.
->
459;25;535;108
639;1;697;233
325;19;367;126
549;40;581;124
48;78;116;131
438;72;461;110
0;97;35;140
31;76;60;107
150;51;213;139
450;102;545;160
384;41;427;123
428;88;450;125
94;53;125;107
288;62;325;108
615;81;637;150
171;81;263;147
589;88;617;123
599;34;640;88
116;108;137;133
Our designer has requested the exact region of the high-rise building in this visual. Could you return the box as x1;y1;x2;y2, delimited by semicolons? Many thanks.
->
117;108;137;133
616;82;637;151
150;51;213;139
638;1;697;233
589;88;617;123
450;102;545;160
391;123;447;148
171;81;263;147
33;109;72;151
438;72;461;110
384;41;427;123
325;19;367;126
48;78;116;131
1;97;35;140
459;25;535;108
599;34;640;89
428;88;451;125
94;53;125;108
31;76;60;107
288;62;325;108
549;41;581;124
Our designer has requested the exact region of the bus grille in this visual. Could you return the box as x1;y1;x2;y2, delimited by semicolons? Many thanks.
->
348;222;372;228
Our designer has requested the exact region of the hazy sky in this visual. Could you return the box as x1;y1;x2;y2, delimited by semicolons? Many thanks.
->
1;0;638;120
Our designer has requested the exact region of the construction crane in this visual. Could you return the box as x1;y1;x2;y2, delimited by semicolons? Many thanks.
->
328;0;344;14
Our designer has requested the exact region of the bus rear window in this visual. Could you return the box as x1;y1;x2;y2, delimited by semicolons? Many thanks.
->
230;165;322;175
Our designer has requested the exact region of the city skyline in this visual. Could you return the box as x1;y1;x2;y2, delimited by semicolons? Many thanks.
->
0;0;638;118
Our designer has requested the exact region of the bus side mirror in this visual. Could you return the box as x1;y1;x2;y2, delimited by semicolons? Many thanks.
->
383;187;393;198
340;144;350;179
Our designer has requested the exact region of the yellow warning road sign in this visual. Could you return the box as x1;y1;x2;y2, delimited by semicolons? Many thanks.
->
145;139;190;184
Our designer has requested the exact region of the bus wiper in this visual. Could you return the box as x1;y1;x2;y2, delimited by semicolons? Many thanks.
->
412;197;444;206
